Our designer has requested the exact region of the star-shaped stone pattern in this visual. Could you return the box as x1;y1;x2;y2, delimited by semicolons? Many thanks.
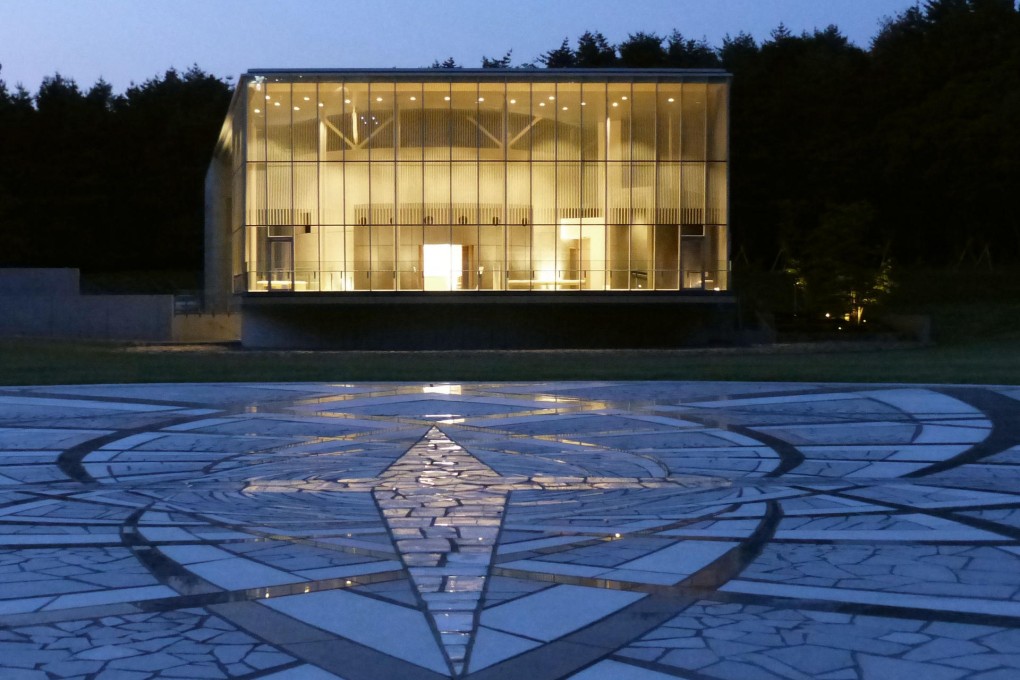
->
1;381;1019;680
320;426;723;675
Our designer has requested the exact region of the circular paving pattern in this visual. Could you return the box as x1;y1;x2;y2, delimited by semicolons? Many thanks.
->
1;381;1020;679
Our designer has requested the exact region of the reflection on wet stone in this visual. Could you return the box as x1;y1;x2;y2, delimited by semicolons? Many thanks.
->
0;382;1019;679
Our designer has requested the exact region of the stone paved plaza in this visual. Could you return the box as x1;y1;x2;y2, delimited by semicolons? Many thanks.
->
2;381;1020;679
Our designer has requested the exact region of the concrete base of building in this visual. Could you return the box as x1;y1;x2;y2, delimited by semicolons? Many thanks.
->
240;292;741;350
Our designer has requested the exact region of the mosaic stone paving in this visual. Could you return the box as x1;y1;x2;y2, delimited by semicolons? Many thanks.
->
1;381;1020;679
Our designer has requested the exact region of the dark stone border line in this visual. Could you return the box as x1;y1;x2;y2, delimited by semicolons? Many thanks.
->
906;387;1020;477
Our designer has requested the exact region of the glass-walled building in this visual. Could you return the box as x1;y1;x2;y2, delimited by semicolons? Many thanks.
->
207;69;729;299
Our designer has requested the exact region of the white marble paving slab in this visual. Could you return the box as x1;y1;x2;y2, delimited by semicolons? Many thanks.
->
684;392;862;409
568;659;681;679
0;395;178;411
844;462;929;477
0;534;122;546
0;499;59;516
659;520;759;538
496;535;590;554
98;432;166;450
162;417;239;431
138;527;197;542
480;584;644;642
41;585;177;611
499;560;607;578
0;595;54;614
181;557;302;590
858;389;982;417
158;544;240;564
260;665;348;680
617;540;737;578
467;625;541;672
295;560;403;580
914;422;990;444
722;579;1020;617
264;590;448;673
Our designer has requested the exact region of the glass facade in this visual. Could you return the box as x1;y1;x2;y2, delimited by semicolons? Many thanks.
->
218;70;729;294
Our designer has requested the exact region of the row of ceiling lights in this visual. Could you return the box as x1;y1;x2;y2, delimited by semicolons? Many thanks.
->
255;92;676;114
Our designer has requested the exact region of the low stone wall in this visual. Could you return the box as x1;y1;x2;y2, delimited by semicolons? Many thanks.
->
172;312;240;343
0;268;239;343
0;293;174;341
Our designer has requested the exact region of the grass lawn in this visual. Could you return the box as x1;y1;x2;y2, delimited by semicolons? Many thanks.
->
2;269;1017;386
1;336;1018;385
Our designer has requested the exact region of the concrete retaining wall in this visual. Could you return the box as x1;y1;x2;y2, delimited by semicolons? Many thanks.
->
0;268;239;343
242;293;740;350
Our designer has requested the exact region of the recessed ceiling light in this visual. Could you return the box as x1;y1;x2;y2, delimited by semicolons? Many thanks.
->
509;98;516;104
621;95;628;100
274;102;281;107
376;96;383;102
253;108;261;113
409;96;416;101
548;95;555;100
303;96;310;101
667;97;675;103
344;98;351;104
562;106;568;111
265;95;271;100
612;102;619;107
318;102;324;107
293;106;300;111
444;95;450;101
581;101;586;106
478;97;484;102
539;102;545;107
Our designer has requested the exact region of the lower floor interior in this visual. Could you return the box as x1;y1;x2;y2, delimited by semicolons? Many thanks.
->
245;221;728;293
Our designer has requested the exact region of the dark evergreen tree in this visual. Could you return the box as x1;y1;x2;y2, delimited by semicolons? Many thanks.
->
574;31;617;66
665;30;720;67
481;50;513;68
617;32;667;67
539;39;576;67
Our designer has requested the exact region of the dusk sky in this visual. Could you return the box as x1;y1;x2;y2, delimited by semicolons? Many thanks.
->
1;0;919;93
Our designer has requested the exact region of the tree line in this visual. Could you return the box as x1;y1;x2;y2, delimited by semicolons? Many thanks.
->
0;0;1016;286
0;66;231;277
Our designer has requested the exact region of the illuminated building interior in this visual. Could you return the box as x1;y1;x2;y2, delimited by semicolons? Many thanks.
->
212;70;729;295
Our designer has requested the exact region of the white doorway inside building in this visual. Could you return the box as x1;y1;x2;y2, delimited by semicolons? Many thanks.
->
422;243;463;291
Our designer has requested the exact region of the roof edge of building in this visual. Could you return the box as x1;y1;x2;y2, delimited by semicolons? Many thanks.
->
242;67;731;80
